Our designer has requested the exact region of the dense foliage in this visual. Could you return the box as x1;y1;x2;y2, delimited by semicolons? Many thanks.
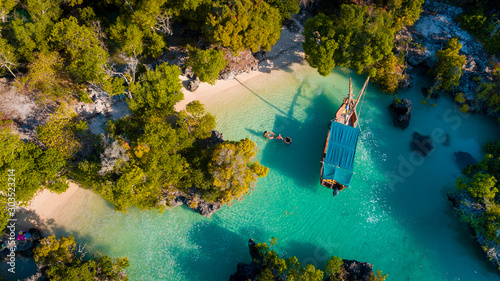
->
0;0;271;221
248;238;387;281
0;127;67;233
429;37;465;94
205;0;282;52
473;57;500;114
34;235;129;280
302;1;422;93
453;0;500;56
186;47;227;84
453;141;500;269
74;62;267;212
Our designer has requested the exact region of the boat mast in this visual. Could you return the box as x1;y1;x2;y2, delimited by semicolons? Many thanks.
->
353;76;370;111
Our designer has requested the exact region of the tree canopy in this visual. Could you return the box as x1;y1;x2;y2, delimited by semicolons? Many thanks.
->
186;47;227;84
34;235;129;281
205;0;282;52
430;37;466;93
303;5;394;77
128;63;183;118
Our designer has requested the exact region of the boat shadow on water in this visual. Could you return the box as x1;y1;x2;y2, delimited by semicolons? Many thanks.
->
251;83;339;192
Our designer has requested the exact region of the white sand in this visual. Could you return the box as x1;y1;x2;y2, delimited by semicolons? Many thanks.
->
17;182;96;235
177;22;305;111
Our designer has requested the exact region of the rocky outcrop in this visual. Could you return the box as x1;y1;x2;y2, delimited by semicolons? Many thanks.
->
199;130;224;148
411;132;434;157
161;130;225;218
454;151;477;170
186;79;200;92
230;239;379;281
230;239;261;281
448;192;500;268
219;49;259;80
389;99;412;130
341;260;374;281
404;0;492;110
164;190;222;218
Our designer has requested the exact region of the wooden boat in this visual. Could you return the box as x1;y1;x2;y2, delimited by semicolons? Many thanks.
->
320;77;370;193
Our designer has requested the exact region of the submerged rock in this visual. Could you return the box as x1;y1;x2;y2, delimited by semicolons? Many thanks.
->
389;98;412;130
443;133;450;147
411;132;434;157
454;151;477;170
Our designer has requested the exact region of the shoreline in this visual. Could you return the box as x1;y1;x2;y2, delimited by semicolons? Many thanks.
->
176;23;306;111
20;24;307;234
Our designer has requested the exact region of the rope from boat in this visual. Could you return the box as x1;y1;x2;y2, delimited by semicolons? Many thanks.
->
356;84;368;131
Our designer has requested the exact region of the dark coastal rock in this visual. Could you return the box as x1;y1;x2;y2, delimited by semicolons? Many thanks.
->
219;49;259;80
404;1;493;113
164;189;222;218
194;200;222;218
447;193;459;208
284;18;301;33
230;239;261;281
186;79;200;92
200;130;224;149
342;260;374;281
231;238;379;281
454;151;477;170
411;132;434;157
389;99;412;130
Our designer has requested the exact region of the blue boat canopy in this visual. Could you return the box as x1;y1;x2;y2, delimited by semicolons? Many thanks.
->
323;121;360;187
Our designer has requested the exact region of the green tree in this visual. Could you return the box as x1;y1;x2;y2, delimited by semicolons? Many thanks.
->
0;38;17;77
379;0;424;31
37;104;85;158
368;54;405;93
186;47;227;84
51;16;108;83
325;256;343;278
128;63;183;118
203;138;269;204
109;18;144;57
302;13;338;76
0;0;16;23
21;51;64;95
177;101;216;140
34;235;129;280
457;172;498;202
108;0;168;58
430;37;466;93
205;0;282;52
26;0;62;23
10;17;52;60
265;0;299;21
303;5;394;77
0;127;67;211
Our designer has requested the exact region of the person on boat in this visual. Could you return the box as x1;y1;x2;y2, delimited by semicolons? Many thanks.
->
276;134;283;140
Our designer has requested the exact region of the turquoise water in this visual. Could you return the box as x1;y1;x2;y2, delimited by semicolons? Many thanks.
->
13;63;500;280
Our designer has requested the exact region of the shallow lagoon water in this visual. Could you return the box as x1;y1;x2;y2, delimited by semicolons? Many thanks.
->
13;63;500;280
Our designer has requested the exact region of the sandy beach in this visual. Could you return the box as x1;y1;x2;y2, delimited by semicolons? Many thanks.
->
176;24;305;110
17;182;98;236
